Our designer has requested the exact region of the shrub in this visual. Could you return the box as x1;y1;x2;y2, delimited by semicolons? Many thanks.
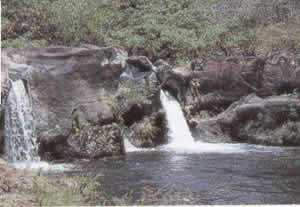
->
2;0;56;47
108;80;155;120
2;0;300;62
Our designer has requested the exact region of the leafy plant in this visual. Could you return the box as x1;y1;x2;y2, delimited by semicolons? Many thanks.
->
108;80;155;120
2;0;300;62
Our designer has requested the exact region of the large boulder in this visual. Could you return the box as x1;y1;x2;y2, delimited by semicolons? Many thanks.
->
117;56;168;147
191;94;300;146
2;45;128;161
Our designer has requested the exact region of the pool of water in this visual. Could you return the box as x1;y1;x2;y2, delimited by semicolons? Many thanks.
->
80;144;300;205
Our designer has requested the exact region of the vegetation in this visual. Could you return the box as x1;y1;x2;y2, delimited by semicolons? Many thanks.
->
108;79;155;120
0;158;204;206
2;0;300;64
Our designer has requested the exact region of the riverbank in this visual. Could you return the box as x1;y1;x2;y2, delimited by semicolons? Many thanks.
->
0;158;103;206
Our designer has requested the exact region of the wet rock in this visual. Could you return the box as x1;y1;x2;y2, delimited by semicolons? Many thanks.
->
126;56;155;72
155;67;189;106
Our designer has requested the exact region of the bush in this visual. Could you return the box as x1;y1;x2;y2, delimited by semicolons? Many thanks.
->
2;0;300;62
108;80;155;120
2;0;56;47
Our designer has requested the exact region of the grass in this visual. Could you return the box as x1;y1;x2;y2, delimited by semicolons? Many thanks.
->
2;0;300;64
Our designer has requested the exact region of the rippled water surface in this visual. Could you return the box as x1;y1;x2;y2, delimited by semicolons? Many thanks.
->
86;145;300;205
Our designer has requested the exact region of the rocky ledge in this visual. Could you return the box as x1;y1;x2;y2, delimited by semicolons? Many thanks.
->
1;45;300;162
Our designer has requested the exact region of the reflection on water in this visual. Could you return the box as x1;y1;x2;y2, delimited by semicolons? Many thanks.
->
88;146;300;205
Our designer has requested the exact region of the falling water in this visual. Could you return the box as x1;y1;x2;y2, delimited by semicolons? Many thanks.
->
3;80;75;172
124;138;140;152
160;90;246;153
4;79;39;162
160;90;194;148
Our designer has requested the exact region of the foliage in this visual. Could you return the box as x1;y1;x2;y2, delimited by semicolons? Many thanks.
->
108;80;155;120
2;0;300;63
32;173;103;206
275;121;300;145
133;117;160;141
2;0;57;47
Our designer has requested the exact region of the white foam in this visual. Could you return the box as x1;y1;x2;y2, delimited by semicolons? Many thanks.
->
124;138;141;152
12;161;74;173
160;90;249;154
4;80;39;162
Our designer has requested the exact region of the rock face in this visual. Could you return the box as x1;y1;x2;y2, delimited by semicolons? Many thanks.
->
188;54;300;112
118;56;168;148
191;94;300;146
2;45;128;161
2;46;300;159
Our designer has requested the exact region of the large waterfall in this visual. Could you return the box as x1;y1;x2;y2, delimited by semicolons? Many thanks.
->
160;90;245;153
4;80;39;162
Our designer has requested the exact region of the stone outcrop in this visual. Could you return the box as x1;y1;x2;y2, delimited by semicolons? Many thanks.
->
191;94;300;146
119;56;168;147
2;46;300;159
188;53;300;112
2;45;128;161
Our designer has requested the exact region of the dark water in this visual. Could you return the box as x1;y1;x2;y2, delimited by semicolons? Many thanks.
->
84;145;300;205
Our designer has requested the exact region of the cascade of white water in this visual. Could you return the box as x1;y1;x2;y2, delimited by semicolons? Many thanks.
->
160;90;195;148
160;90;246;153
124;138;140;152
4;80;40;162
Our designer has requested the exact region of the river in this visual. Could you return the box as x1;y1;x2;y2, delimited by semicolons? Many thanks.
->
75;145;300;205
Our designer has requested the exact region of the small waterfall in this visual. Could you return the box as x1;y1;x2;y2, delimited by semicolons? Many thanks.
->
4;80;39;162
124;138;140;152
160;90;195;148
160;90;246;153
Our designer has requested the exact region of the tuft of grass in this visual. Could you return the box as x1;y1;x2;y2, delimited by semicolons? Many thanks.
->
31;173;105;206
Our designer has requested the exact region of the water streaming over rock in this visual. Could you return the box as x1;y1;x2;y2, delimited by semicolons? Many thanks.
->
4;80;39;162
160;90;247;153
160;90;195;147
124;138;140;152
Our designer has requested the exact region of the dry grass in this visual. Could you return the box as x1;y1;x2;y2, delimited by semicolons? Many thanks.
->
0;159;104;206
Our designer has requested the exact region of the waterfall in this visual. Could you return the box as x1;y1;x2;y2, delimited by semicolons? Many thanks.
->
124;138;140;152
160;90;195;148
160;90;246;153
4;80;39;162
